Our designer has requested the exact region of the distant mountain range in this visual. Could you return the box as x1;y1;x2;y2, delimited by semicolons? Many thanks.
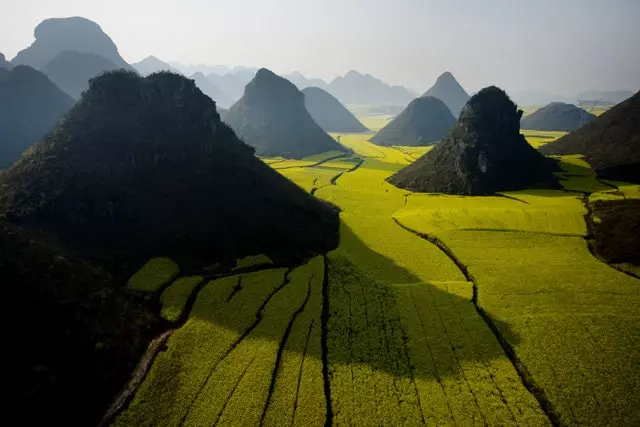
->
509;90;635;107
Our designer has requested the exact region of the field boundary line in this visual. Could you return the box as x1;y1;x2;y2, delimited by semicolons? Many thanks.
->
98;329;175;427
260;275;314;425
273;153;350;170
321;256;334;427
391;217;562;426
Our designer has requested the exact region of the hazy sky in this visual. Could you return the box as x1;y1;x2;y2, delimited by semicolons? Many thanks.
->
2;0;639;94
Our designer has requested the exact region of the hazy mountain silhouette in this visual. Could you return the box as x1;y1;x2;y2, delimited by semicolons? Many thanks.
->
11;17;131;71
224;68;347;158
41;50;122;98
422;72;470;117
540;91;640;183
327;70;415;106
0;53;10;69
168;62;233;76
285;71;329;90
371;96;455;146
521;102;596;131
132;55;179;76
190;72;233;108
576;90;634;105
302;87;368;132
208;69;257;103
389;86;558;194
0;66;74;168
0;70;339;424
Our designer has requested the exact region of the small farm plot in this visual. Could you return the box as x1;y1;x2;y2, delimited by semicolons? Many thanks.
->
117;257;327;426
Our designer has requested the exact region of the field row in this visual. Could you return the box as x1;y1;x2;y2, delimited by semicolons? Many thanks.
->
117;257;327;426
317;157;549;425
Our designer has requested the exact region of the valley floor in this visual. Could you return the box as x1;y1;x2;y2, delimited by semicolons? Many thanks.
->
113;132;640;426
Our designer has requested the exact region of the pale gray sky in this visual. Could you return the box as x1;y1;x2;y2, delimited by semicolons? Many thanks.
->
2;0;639;94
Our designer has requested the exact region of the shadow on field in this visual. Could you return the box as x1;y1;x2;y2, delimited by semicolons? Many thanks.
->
176;220;522;383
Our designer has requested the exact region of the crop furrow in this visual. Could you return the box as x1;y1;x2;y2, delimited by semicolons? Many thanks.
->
180;268;294;424
433;295;487;422
212;356;257;426
226;276;243;303
260;275;314;426
320;256;333;427
291;319;315;426
408;288;455;420
448;290;518;424
391;217;562;426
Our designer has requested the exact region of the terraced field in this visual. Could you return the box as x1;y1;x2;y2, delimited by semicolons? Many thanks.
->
113;132;639;426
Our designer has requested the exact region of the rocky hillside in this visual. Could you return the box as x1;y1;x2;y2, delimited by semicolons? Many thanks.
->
302;86;368;133
11;16;131;70
371;96;455;146
0;70;340;424
389;86;558;194
224;68;346;158
0;65;74;168
521;102;596;131
540;91;640;183
422;72;470;117
41;50;122;98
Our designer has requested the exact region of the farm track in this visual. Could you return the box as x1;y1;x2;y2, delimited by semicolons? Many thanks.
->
310;157;364;196
273;153;350;170
99;329;175;427
391;217;562;426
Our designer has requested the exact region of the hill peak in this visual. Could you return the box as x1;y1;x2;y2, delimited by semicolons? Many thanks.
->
12;16;131;71
0;69;338;258
423;71;470;117
224;70;346;158
389;86;558;194
371;96;455;147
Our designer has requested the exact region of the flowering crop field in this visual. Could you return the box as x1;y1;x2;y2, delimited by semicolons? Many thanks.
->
117;134;639;426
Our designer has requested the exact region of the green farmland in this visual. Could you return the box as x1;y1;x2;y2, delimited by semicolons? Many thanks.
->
116;131;640;426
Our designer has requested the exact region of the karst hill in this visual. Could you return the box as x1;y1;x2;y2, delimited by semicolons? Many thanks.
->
224;68;346;158
0;65;75;168
10;17;132;70
371;96;455;146
41;50;122;98
389;86;559;194
191;72;233;109
1;70;340;424
1;70;339;259
521;102;596;132
422;71;470;117
302;86;368;133
540;90;640;183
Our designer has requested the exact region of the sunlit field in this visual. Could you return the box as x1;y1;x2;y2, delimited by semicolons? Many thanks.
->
116;131;640;425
